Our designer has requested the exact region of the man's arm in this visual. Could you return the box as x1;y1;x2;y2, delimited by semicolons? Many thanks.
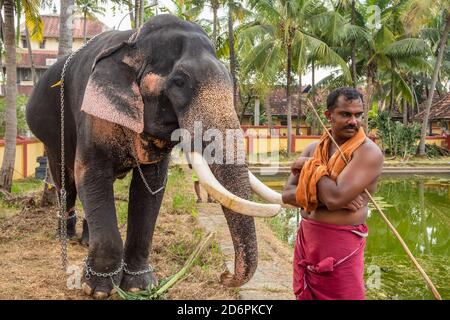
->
281;142;317;206
317;141;383;211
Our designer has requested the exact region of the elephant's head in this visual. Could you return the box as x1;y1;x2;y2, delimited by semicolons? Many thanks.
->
80;15;284;287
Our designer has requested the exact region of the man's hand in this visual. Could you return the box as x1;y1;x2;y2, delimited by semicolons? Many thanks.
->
291;156;311;175
342;194;365;211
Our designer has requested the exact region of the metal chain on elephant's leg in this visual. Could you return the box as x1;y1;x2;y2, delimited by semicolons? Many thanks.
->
119;127;168;196
123;263;154;276
84;257;125;280
58;34;101;272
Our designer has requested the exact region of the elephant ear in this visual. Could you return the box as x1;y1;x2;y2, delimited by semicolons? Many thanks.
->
81;42;145;133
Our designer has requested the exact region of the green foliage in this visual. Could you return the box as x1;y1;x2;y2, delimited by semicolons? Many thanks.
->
113;276;173;300
10;177;43;194
0;94;29;137
114;232;216;300
424;143;450;157
168;166;198;216
370;111;421;159
304;103;328;129
265;208;299;246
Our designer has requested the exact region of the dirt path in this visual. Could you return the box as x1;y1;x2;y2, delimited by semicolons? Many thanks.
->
196;203;295;300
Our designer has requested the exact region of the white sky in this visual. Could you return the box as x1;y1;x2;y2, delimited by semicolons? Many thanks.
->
41;0;331;85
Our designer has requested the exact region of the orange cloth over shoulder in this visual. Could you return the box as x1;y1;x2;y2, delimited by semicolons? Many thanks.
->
295;127;366;211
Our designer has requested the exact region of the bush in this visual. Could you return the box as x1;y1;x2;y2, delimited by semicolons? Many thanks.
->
423;143;450;157
370;111;420;159
0;94;29;137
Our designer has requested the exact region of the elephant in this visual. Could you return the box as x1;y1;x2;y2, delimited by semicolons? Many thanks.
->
26;14;282;299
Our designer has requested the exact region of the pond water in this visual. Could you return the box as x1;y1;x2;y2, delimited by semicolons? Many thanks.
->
256;173;450;300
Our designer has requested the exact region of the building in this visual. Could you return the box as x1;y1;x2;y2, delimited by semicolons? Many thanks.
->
415;93;450;135
13;14;109;96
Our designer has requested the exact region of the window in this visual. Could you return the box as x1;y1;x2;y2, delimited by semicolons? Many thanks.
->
21;69;32;81
22;38;28;48
39;39;46;49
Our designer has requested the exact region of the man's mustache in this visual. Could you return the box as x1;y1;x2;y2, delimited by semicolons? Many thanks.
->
344;125;358;130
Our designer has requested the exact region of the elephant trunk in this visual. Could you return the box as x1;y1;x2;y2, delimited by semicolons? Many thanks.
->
210;163;258;287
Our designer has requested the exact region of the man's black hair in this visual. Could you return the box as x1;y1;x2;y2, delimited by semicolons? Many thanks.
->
326;87;363;110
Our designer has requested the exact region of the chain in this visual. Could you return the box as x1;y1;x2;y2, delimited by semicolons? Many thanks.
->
58;32;163;275
84;257;124;280
128;136;167;196
59;34;101;272
123;263;154;276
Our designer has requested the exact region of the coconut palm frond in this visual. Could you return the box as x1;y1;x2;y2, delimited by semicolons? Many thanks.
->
303;33;352;82
392;71;414;104
22;0;44;42
241;38;280;75
385;38;430;58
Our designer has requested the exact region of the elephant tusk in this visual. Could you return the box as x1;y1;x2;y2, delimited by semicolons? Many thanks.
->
187;152;281;218
248;171;297;209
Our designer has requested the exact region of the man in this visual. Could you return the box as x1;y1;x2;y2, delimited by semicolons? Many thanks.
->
190;165;214;203
282;87;383;300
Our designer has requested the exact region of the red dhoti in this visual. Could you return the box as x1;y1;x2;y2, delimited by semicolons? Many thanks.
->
293;218;368;300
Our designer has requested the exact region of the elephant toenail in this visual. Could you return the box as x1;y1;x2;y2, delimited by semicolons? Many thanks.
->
93;291;109;300
128;287;141;293
82;283;92;296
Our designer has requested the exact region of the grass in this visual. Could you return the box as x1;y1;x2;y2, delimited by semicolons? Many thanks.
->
114;231;216;300
10;178;44;194
167;166;198;217
264;208;299;247
0;178;44;218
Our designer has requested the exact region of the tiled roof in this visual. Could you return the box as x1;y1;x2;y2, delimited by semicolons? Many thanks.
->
415;93;450;120
245;86;367;116
20;14;109;39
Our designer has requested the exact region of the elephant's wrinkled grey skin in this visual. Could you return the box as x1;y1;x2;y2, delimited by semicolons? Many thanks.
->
26;15;257;299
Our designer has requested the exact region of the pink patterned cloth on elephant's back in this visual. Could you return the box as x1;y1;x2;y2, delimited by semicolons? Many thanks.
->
293;218;368;300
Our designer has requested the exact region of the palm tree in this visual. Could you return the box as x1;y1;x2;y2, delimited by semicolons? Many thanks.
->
76;0;106;44
190;0;224;49
418;9;450;155
227;0;237;111
242;0;350;154
16;0;43;85
163;0;203;21
210;0;222;48
341;0;432;132
59;0;74;56
0;0;18;191
0;0;42;192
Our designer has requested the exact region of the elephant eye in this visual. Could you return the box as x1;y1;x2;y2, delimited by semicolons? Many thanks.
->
172;75;186;88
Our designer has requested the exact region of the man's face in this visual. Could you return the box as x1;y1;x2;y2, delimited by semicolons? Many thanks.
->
325;95;364;140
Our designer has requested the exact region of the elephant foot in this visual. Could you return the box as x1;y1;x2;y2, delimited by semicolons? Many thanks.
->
82;259;123;300
80;218;89;247
120;266;158;292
